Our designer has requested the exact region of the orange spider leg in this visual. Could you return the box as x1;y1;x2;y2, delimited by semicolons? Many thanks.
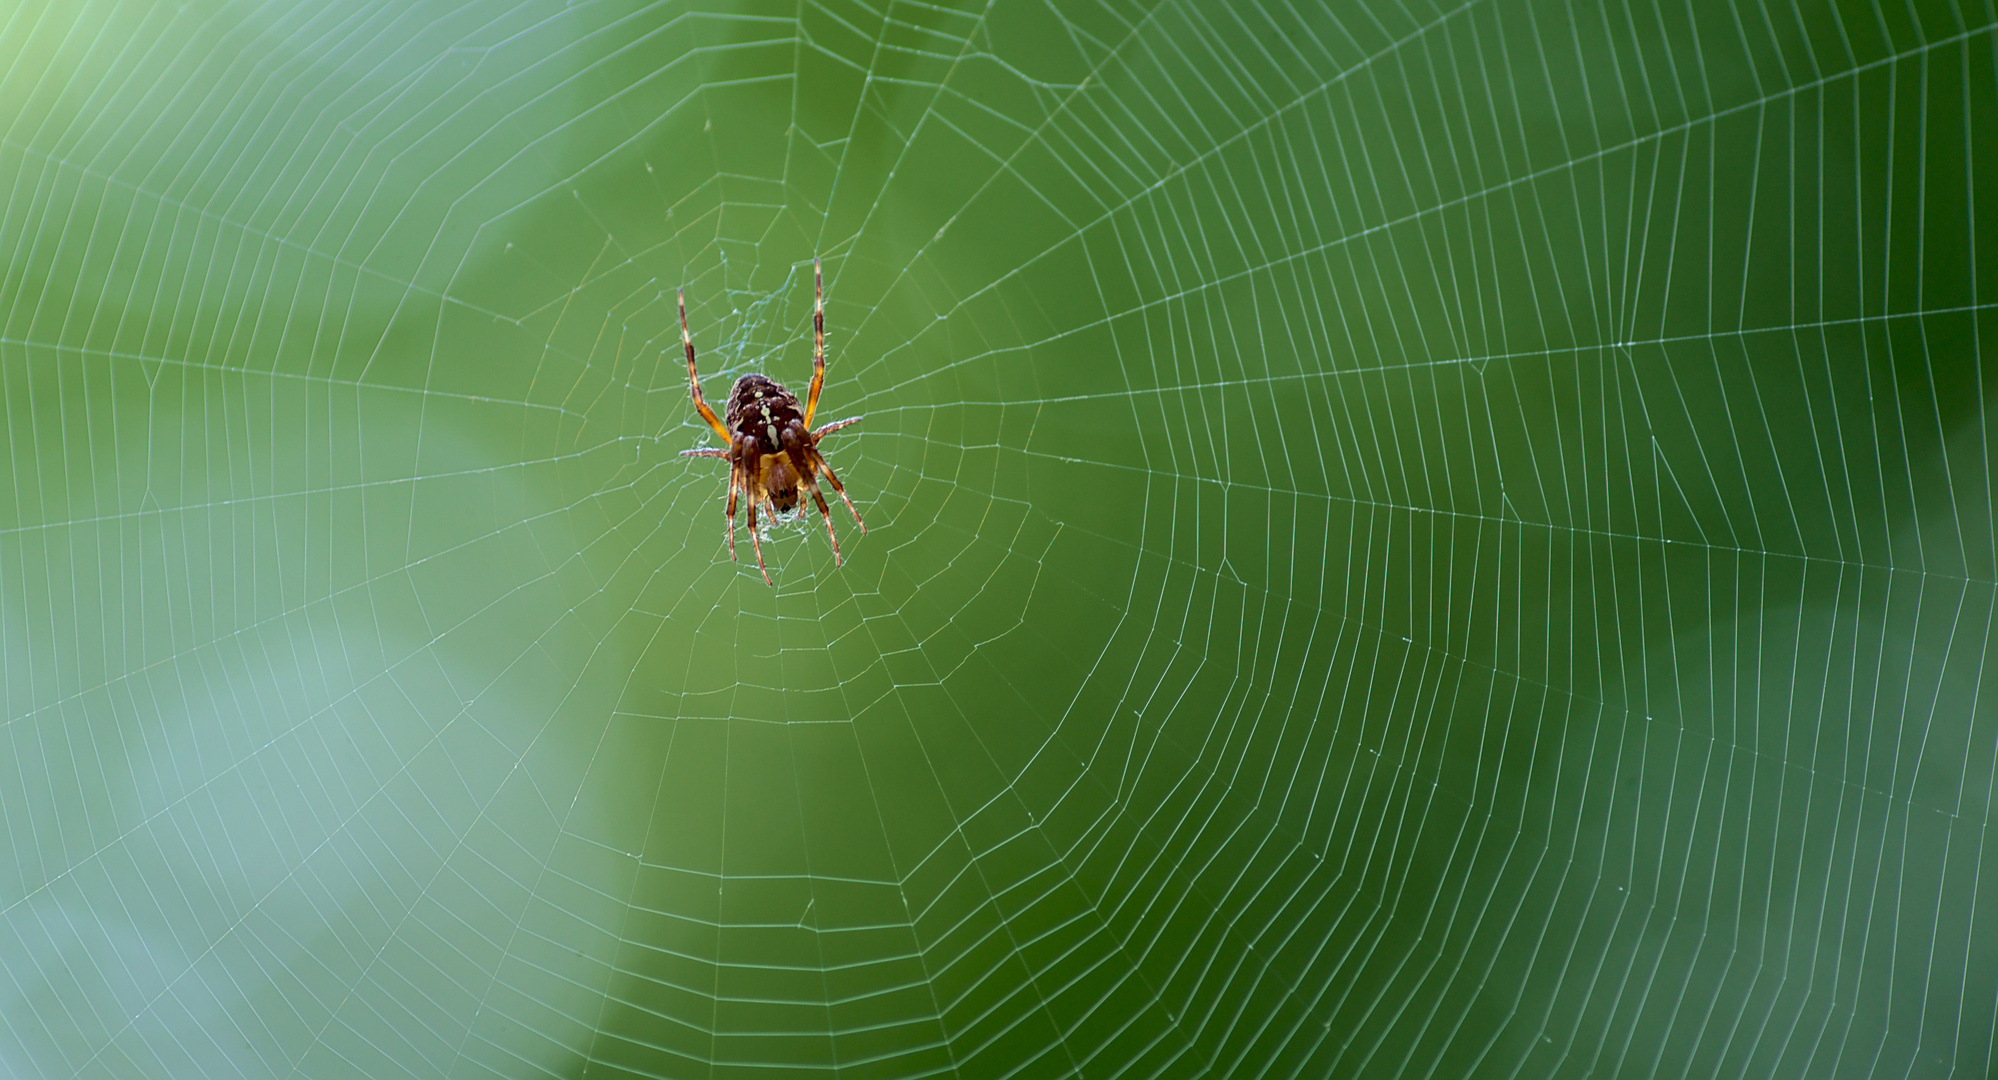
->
810;450;864;533
811;416;862;442
683;288;729;441
745;491;771;585
804;258;826;427
725;460;741;562
803;473;844;565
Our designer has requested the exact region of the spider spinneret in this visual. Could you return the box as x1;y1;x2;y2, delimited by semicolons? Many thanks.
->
679;259;864;584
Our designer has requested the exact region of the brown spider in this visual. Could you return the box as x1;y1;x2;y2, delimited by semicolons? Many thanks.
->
679;259;864;584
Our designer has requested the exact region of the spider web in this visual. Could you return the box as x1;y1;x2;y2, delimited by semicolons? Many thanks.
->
2;0;1995;1077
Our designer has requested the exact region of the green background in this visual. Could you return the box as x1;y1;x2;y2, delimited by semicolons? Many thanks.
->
2;0;1994;1076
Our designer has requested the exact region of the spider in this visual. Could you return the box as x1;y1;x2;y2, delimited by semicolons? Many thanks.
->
679;259;864;584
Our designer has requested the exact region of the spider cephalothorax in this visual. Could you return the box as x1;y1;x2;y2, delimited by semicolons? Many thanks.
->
679;260;863;584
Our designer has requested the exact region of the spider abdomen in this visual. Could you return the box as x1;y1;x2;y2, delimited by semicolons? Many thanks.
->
724;375;805;453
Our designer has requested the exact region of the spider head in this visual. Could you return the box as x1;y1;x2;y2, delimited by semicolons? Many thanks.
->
764;457;802;511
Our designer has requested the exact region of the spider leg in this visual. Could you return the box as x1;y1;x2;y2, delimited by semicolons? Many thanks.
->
801;472;842;565
725;462;740;562
682;287;730;441
680;447;727;458
746;492;771;585
804;258;826;427
810;450;865;533
810;416;862;443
